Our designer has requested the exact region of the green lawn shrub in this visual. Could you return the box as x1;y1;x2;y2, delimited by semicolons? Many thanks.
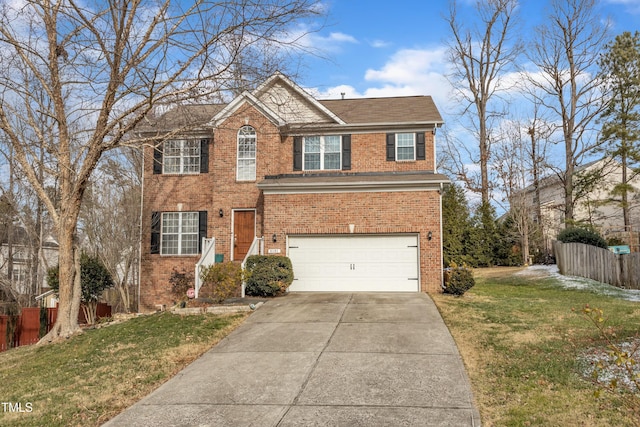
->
244;255;294;297
199;262;243;303
443;263;475;296
557;227;608;248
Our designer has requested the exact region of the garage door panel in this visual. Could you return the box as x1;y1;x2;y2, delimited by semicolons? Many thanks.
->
288;235;419;292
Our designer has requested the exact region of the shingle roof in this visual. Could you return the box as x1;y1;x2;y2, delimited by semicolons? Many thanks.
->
319;96;443;125
137;92;443;134
138;104;226;132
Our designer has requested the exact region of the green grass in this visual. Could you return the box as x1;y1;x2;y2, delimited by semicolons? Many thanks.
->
433;268;640;427
0;311;248;426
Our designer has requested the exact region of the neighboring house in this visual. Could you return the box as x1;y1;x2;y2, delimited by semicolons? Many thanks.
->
0;226;59;298
138;73;448;311
521;158;640;251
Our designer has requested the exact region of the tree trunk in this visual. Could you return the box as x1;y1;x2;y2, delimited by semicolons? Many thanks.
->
39;226;82;343
621;148;630;228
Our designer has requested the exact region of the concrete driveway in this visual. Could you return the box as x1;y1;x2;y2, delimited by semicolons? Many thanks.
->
104;293;481;426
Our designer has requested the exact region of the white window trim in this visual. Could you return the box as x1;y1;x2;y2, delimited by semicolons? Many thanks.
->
237;126;257;181
160;212;199;255
162;139;201;175
303;135;342;171
395;133;416;162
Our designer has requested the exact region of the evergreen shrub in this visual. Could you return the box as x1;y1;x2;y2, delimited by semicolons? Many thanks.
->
557;227;608;249
244;255;294;297
443;263;475;296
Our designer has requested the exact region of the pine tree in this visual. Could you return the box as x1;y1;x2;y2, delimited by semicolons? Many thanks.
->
442;183;472;266
598;31;640;228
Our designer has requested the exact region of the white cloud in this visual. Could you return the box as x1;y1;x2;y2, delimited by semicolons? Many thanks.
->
308;46;453;109
326;32;358;44
291;26;359;53
361;47;452;108
308;84;361;99
369;39;391;48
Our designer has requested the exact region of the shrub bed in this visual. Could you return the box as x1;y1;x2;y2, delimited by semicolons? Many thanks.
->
244;255;294;297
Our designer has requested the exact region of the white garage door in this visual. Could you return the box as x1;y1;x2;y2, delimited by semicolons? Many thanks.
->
287;235;419;292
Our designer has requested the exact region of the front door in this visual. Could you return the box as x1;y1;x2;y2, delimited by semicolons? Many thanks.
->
233;210;255;260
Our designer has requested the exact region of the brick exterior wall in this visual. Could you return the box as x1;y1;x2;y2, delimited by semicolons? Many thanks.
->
140;101;443;311
262;191;443;293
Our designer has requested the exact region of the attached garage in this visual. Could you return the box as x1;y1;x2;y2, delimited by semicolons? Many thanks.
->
287;234;419;292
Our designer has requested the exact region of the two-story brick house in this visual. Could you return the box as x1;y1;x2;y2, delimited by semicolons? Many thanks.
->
139;73;448;311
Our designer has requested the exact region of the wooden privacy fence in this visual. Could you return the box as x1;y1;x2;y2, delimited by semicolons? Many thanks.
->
554;241;640;290
0;303;111;352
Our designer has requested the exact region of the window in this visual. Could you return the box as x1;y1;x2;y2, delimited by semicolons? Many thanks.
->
237;126;256;181
154;139;209;175
386;132;425;162
303;135;341;170
396;133;415;161
161;212;199;255
163;140;201;174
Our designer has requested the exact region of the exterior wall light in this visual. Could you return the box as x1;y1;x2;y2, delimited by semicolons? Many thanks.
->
272;233;277;243
427;231;433;241
219;208;224;217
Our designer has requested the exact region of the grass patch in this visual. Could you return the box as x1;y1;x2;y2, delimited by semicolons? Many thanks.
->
433;268;640;427
0;311;248;426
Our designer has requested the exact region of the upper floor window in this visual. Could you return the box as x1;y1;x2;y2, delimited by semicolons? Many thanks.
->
153;138;209;175
237;126;256;181
304;135;341;170
395;133;416;161
293;135;351;171
386;132;426;162
164;140;200;174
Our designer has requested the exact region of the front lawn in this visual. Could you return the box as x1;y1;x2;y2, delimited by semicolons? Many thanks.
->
0;311;248;426
433;266;640;426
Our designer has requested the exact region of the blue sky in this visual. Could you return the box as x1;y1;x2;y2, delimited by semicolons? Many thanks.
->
298;0;640;118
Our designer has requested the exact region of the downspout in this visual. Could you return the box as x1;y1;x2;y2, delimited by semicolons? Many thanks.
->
439;182;445;289
137;147;145;313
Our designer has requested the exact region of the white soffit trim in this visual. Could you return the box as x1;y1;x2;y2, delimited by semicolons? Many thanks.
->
259;179;450;194
209;91;286;127
254;72;346;125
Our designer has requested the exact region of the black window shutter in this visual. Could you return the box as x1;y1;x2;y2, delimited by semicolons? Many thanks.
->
416;132;426;160
386;133;395;161
200;138;210;173
293;136;303;171
342;135;351;170
150;212;161;254
198;211;207;253
153;143;163;174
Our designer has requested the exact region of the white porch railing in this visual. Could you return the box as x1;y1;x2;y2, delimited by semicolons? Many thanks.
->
195;237;216;298
241;236;264;298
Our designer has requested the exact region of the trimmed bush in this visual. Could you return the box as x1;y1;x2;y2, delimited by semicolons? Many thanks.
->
443;264;475;296
558;227;608;249
244;255;294;297
168;267;193;301
199;262;243;303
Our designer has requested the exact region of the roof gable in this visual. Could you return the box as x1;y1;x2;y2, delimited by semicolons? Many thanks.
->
210;91;286;127
253;72;345;125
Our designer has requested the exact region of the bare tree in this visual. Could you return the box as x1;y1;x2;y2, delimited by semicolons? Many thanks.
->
524;0;610;224
445;0;522;204
0;0;321;342
80;149;141;313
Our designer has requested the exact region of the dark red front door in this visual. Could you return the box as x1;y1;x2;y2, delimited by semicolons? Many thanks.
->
233;210;255;260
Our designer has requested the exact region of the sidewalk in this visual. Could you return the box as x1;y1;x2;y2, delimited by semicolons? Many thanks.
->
104;292;481;426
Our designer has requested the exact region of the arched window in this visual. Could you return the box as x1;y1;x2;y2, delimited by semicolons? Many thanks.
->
237;125;256;181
